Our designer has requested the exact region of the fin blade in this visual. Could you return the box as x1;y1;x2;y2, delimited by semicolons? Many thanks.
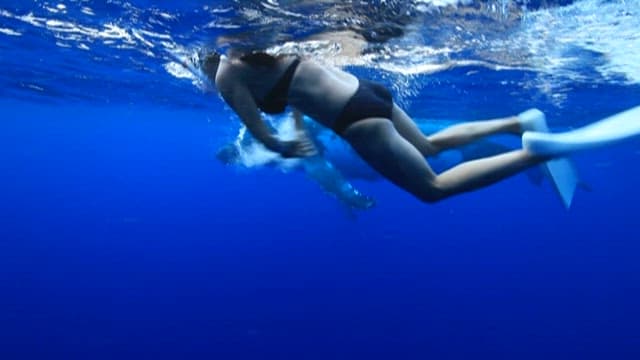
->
545;158;579;209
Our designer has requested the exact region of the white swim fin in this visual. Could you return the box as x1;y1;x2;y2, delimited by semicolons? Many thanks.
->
518;109;579;208
523;106;640;156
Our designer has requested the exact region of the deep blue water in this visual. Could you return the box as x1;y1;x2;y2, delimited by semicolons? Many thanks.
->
2;0;640;359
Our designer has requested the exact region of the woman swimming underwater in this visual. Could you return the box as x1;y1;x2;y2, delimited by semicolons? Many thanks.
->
202;50;555;203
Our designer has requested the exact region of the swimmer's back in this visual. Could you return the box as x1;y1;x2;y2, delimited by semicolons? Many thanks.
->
288;59;360;128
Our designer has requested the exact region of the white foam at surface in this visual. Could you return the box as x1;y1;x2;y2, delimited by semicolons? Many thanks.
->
164;61;196;80
0;27;21;36
415;0;474;8
138;29;173;40
359;0;640;107
26;84;44;91
45;6;63;14
163;47;216;92
81;7;94;16
132;29;154;48
393;0;639;86
519;0;640;84
0;7;172;53
0;0;638;107
157;12;175;20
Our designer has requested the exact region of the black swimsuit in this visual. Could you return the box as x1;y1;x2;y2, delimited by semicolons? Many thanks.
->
332;79;394;136
255;59;301;115
252;57;393;135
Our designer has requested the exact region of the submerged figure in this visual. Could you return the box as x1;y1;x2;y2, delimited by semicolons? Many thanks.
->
217;114;376;211
200;50;571;203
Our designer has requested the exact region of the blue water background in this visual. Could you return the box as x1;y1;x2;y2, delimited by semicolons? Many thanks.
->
2;0;640;359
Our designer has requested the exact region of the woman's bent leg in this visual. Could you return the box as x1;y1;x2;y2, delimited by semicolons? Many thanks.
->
390;105;521;157
342;118;548;202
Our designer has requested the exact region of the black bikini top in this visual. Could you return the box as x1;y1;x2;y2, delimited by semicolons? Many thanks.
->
255;58;301;114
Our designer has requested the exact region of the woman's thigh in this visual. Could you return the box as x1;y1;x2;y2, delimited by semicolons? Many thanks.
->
341;117;440;200
390;104;439;156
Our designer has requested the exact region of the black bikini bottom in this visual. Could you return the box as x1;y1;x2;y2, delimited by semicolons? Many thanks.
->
332;79;393;136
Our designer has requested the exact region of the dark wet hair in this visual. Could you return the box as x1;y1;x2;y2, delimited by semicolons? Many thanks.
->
201;51;283;81
201;52;221;82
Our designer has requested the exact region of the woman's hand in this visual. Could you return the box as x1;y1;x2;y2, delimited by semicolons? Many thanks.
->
277;132;318;158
